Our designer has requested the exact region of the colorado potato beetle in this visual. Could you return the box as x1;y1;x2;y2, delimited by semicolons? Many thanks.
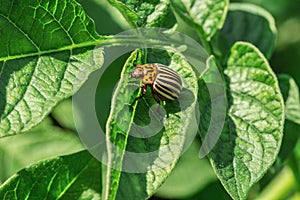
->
131;63;182;104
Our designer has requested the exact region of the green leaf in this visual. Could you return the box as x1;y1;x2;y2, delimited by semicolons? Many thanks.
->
0;0;104;136
76;0;130;33
0;119;83;183
201;42;284;199
274;74;300;168
106;0;139;28
278;74;300;162
212;3;277;60
51;99;76;130
277;74;300;173
0;151;101;200
105;50;198;199
108;0;176;28
155;140;217;199
257;74;300;190
278;74;300;124
171;0;229;41
277;74;300;167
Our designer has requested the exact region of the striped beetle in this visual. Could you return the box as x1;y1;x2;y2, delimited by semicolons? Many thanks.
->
131;63;182;104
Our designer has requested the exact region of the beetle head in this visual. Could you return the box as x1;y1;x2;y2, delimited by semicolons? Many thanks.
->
131;67;144;78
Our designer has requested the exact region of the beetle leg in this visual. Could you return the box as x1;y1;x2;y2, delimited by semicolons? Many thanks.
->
150;87;161;104
152;93;161;105
131;84;147;105
154;96;164;117
151;88;165;116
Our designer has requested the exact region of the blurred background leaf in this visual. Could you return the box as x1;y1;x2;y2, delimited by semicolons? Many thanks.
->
155;140;218;199
0;151;101;200
0;118;84;183
212;3;277;60
232;0;300;86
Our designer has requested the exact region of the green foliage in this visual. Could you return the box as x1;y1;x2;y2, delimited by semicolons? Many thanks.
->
0;0;104;136
108;0;176;28
105;50;198;199
170;0;229;41
0;119;83;182
156;141;218;199
0;151;101;199
212;3;277;60
213;42;284;199
0;0;299;200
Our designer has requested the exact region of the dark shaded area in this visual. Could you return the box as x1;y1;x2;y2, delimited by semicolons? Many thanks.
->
151;181;231;200
271;45;300;86
95;51;130;129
